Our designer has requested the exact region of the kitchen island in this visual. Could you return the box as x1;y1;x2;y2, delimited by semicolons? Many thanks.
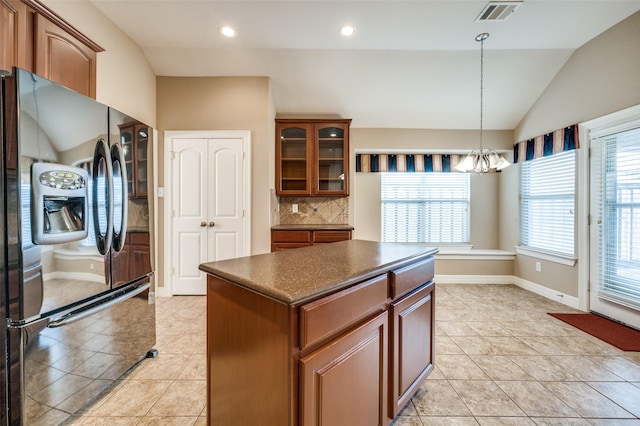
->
199;240;438;426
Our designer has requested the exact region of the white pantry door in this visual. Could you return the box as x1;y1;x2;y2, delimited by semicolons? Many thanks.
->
170;134;248;295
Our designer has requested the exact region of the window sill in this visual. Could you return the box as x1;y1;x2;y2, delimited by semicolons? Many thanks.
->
514;246;577;267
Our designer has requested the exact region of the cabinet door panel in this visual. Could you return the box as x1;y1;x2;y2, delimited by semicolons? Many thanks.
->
276;123;313;195
315;123;348;196
1;0;30;72
34;14;96;97
389;282;434;417
300;310;388;426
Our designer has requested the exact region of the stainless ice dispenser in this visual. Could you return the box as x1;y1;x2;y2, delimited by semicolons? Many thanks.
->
31;162;89;244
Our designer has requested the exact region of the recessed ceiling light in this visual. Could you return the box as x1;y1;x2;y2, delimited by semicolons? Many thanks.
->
340;26;355;37
219;26;236;38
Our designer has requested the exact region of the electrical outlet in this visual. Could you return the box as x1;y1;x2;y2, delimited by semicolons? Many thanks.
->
535;261;542;272
292;204;298;213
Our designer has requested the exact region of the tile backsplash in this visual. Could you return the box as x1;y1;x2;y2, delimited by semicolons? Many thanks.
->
277;197;349;225
128;198;149;229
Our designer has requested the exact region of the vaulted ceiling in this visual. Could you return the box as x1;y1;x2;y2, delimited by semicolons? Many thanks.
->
87;0;640;129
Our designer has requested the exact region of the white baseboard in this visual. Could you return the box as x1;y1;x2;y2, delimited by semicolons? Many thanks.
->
44;271;104;283
513;276;581;310
156;285;171;298
434;275;514;284
436;274;582;310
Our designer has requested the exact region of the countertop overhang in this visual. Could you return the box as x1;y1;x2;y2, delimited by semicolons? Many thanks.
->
199;240;438;305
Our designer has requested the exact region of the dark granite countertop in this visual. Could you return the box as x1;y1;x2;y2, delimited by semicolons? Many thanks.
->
199;240;437;306
271;224;354;231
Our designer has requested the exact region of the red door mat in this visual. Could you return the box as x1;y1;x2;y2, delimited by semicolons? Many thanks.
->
548;313;640;352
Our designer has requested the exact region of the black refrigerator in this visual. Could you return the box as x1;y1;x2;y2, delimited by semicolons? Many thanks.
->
0;68;157;425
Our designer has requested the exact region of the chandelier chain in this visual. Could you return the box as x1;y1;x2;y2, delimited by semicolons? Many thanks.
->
479;34;484;151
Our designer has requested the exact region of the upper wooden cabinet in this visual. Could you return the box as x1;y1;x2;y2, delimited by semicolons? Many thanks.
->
1;0;31;72
0;0;103;98
120;122;150;199
276;118;351;197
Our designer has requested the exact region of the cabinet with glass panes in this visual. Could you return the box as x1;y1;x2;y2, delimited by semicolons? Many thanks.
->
275;118;351;196
119;122;149;199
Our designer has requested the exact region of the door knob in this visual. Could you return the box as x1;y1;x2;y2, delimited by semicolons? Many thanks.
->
200;222;207;227
209;222;215;227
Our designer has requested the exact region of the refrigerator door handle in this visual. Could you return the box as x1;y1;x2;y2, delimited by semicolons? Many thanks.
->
47;283;150;328
111;143;128;252
93;139;114;255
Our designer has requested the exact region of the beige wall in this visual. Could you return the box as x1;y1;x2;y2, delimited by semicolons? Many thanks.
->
156;77;274;289
515;11;640;142
508;11;640;296
350;128;514;250
436;259;514;277
42;0;157;126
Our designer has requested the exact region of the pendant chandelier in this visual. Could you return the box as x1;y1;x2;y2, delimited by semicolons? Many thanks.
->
456;33;510;173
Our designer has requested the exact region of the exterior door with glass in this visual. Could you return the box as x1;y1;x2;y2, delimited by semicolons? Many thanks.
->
589;125;640;330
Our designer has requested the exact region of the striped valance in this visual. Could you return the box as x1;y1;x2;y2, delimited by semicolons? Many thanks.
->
513;124;580;164
356;154;463;173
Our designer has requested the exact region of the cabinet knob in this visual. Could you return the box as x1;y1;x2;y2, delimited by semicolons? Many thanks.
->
209;222;215;227
200;222;207;227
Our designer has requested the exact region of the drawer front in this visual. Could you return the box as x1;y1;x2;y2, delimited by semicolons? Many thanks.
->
312;230;352;243
300;274;388;350
389;257;434;299
271;243;311;251
129;232;149;245
271;230;311;243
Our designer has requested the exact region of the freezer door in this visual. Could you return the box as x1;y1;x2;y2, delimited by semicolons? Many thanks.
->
9;282;156;425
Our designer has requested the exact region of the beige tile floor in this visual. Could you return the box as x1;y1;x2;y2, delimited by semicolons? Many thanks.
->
70;284;640;425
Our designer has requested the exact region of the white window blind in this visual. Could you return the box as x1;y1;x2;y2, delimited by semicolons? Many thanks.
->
591;126;640;308
520;150;576;257
381;173;469;243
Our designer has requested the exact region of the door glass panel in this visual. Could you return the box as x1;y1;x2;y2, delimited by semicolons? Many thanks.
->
317;126;345;192
121;129;134;195
280;127;307;191
137;127;148;195
592;127;640;309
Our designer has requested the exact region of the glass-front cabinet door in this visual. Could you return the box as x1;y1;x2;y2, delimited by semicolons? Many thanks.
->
275;119;350;196
119;122;148;199
135;124;149;197
276;122;312;195
316;123;348;195
120;126;134;195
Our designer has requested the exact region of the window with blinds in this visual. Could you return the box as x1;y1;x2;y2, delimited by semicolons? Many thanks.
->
381;173;469;243
520;150;576;257
591;126;640;308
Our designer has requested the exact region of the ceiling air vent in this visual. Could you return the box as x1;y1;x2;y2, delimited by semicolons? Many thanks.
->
475;1;522;22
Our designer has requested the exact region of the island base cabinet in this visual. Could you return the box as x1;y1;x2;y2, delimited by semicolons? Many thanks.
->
300;311;388;426
207;275;295;426
389;282;435;418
